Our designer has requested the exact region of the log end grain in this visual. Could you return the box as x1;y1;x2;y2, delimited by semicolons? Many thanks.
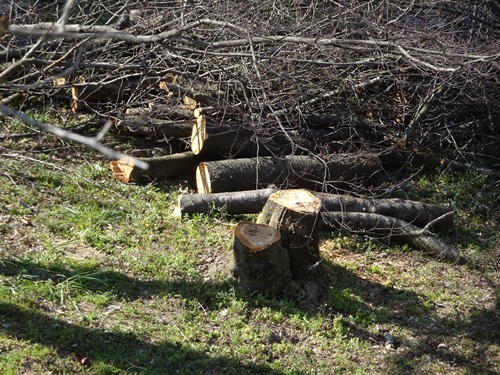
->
110;158;141;183
271;189;322;215
196;162;211;194
235;221;281;252
191;114;206;155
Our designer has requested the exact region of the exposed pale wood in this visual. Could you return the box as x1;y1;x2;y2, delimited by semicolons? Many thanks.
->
190;115;259;157
193;107;217;118
110;151;201;183
183;96;197;110
321;212;460;262
195;154;381;194
257;189;322;278
233;221;291;294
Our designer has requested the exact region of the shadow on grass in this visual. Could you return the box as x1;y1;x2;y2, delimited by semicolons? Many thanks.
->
1;258;497;374
0;301;282;375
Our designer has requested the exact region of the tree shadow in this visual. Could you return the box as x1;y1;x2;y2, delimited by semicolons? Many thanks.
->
1;256;497;374
0;302;281;375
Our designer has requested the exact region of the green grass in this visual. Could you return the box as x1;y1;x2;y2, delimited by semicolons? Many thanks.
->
0;119;499;374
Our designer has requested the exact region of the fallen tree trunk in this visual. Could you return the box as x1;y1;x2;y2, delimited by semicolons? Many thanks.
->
233;221;291;294
110;151;202;183
257;189;322;278
321;212;460;262
174;189;453;232
196;154;381;194
175;188;278;216
114;115;193;138
315;193;453;232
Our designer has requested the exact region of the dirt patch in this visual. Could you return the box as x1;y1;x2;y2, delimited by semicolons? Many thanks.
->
59;240;106;262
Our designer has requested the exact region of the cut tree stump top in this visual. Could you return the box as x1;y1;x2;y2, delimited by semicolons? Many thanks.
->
235;222;281;252
270;189;322;214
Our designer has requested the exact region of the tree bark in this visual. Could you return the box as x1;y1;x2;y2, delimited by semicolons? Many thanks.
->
70;78;162;111
315;193;453;232
175;188;278;216
110;151;202;183
321;212;460;262
190;114;312;158
125;104;194;121
195;154;381;194
257;189;322;278
174;189;453;233
114;115;193;139
233;221;292;294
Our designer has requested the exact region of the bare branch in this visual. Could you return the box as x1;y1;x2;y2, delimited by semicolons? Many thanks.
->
0;104;148;170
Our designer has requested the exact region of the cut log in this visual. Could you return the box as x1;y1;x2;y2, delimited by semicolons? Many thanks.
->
315;193;453;232
125;104;194;121
190;114;313;158
174;189;453;233
175;188;278;216
257;189;322;278
110;151;202;183
70;77;161;111
233;221;292;294
321;212;460;262
195;154;381;194
114;115;194;138
190;114;261;157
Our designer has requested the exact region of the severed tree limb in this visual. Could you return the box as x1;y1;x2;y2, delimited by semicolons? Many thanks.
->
175;188;278;216
175;188;453;232
110;151;200;183
0;103;148;170
114;116;193;139
315;193;453;232
7;20;499;63
196;154;381;194
321;212;460;262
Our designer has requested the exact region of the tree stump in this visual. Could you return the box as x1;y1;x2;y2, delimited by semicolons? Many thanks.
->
233;221;291;294
257;189;322;278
